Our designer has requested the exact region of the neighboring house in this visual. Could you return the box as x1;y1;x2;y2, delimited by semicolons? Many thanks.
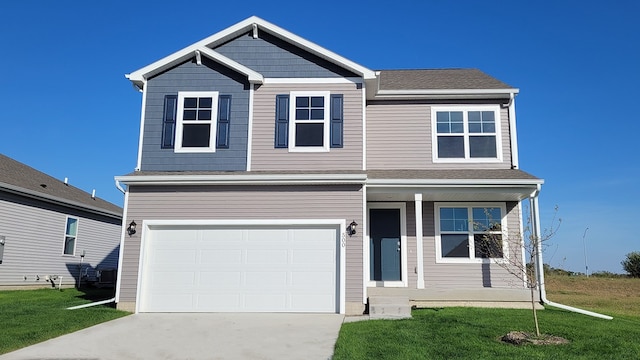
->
115;16;545;315
0;154;122;289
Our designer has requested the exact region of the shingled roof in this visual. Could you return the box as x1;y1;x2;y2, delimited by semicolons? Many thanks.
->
378;69;514;90
0;153;122;218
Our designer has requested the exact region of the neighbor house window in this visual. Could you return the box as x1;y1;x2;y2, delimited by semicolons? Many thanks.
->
435;203;506;262
174;91;219;152
63;217;78;255
432;106;501;161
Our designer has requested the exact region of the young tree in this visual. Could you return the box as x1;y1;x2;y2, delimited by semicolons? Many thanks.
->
621;252;640;278
476;205;560;337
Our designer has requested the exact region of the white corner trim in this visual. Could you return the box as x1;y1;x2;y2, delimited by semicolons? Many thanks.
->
135;80;147;171
246;85;255;171
508;92;520;169
114;190;130;303
361;83;367;171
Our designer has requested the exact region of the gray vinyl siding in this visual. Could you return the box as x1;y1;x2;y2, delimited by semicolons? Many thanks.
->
251;83;363;170
141;59;249;171
420;201;523;288
366;102;512;169
0;191;121;286
214;31;358;78
120;185;363;304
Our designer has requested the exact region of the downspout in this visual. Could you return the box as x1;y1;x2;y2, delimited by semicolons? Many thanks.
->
508;92;519;169
530;186;612;320
67;298;115;310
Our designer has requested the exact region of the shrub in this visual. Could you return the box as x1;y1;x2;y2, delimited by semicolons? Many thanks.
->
621;252;640;278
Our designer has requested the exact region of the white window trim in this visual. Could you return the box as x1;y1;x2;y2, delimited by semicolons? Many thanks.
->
434;202;509;264
431;105;503;163
175;91;219;153
288;91;331;152
365;202;408;288
62;216;79;256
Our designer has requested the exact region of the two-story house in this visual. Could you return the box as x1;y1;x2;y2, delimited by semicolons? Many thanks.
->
114;16;544;315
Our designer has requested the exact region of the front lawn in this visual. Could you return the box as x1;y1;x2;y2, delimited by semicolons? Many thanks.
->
334;307;640;359
0;288;129;355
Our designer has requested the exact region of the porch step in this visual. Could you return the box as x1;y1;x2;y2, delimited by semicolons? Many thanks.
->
368;296;412;319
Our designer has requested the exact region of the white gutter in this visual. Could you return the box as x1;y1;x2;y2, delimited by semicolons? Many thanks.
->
367;178;544;186
115;179;126;194
530;186;612;320
67;298;115;310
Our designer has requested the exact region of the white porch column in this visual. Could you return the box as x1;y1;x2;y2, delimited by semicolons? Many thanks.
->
415;193;425;289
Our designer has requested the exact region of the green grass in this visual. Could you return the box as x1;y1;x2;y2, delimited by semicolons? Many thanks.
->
0;288;129;355
334;307;640;359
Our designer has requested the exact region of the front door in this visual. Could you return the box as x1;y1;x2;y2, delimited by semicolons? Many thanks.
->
369;208;401;281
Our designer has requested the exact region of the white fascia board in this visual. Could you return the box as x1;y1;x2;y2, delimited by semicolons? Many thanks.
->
372;88;520;100
126;16;375;88
366;178;544;187
196;47;264;84
115;173;367;186
0;182;122;219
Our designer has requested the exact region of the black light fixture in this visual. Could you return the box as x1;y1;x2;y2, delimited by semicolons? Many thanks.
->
127;221;137;236
348;220;358;236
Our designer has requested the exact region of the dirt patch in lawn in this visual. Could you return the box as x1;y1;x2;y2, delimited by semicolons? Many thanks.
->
501;331;570;346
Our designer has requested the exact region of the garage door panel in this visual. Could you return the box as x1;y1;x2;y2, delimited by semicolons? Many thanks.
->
140;225;339;313
201;249;242;264
292;249;334;264
247;249;288;265
198;272;242;288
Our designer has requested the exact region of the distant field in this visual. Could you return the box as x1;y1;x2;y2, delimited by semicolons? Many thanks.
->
545;274;640;318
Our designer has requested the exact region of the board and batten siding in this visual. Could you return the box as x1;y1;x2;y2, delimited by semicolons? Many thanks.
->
120;185;364;305
0;192;121;287
366;103;512;169
420;201;524;288
141;58;250;171
251;83;363;171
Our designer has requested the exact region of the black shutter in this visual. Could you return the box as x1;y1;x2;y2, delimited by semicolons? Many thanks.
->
161;95;178;149
274;95;289;148
216;95;231;149
330;94;343;148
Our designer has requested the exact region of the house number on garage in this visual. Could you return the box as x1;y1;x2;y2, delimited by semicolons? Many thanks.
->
341;232;346;247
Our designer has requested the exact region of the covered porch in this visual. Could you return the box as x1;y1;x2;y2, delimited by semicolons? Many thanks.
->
363;169;544;308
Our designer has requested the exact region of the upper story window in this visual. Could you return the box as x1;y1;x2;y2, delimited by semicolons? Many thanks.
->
174;91;219;153
63;217;78;256
431;106;502;162
435;203;507;263
274;92;343;152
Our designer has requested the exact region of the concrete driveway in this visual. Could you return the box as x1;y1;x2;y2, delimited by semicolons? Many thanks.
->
0;313;345;360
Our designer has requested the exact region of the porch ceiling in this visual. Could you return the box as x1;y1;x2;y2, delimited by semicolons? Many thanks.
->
367;185;539;202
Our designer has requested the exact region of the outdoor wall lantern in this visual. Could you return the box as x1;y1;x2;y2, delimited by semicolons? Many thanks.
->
348;220;358;236
127;221;137;236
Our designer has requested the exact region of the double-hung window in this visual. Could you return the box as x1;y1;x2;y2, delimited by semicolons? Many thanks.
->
174;91;219;152
289;91;330;151
435;203;506;263
63;217;78;255
432;106;501;162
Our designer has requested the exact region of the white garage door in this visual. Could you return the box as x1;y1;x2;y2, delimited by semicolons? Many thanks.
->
139;225;339;313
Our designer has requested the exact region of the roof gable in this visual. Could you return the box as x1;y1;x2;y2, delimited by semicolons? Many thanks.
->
0;154;122;218
126;16;376;89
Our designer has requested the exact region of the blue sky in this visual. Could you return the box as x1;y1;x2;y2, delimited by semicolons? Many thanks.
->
1;1;638;273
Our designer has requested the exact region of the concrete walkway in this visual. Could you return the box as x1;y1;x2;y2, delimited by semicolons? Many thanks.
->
0;313;345;360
